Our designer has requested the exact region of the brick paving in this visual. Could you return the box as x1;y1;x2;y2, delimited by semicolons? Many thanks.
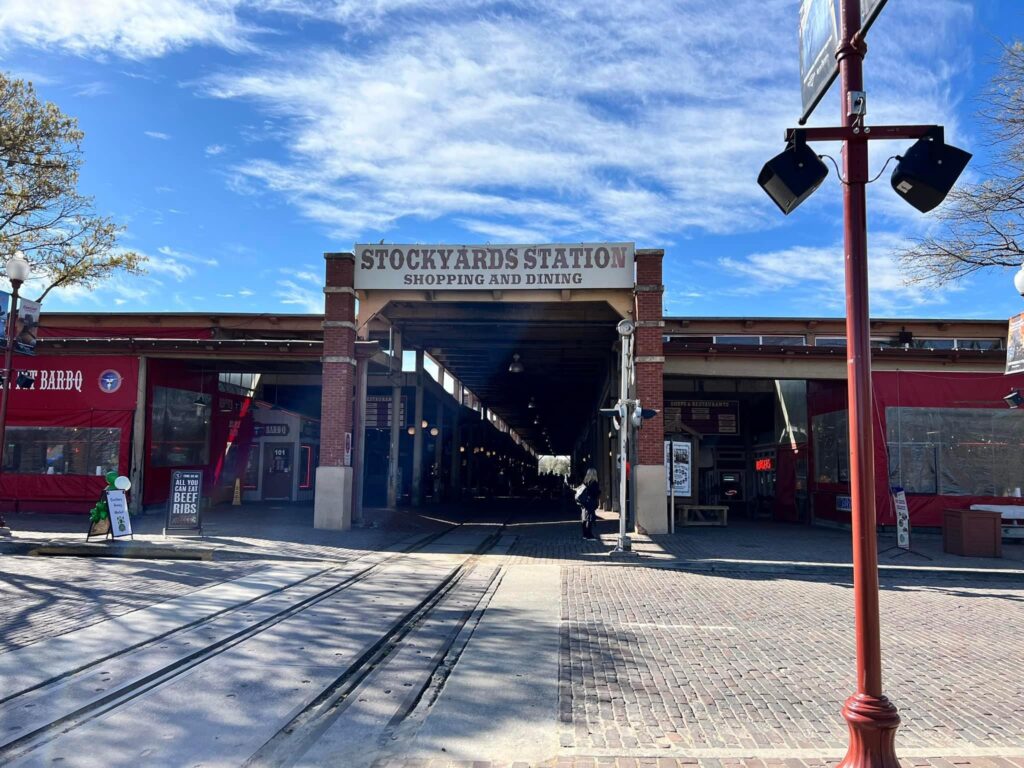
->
0;555;261;652
559;566;1024;754
369;758;1024;767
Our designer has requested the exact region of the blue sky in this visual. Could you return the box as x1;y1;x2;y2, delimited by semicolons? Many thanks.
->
1;0;1022;319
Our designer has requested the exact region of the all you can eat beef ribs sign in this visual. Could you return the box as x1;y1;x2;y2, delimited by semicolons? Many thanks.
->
354;243;635;290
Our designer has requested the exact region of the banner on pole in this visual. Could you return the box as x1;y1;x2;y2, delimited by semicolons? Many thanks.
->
799;0;838;122
1007;313;1024;375
14;298;41;355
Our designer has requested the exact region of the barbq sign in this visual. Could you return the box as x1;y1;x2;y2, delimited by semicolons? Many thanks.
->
354;243;635;290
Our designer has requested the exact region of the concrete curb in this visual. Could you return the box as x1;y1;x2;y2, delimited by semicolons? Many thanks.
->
636;556;1024;582
10;541;216;560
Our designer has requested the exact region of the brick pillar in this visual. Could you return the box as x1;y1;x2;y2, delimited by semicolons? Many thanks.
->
315;252;357;530
633;248;667;534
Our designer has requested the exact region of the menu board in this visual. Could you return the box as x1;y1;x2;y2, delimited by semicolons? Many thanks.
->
166;470;203;534
664;440;692;497
106;490;133;539
663;400;740;435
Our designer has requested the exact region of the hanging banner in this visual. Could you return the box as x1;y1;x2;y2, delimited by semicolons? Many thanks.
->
355;243;634;291
1007;312;1024;375
891;486;911;549
0;292;8;348
14;298;41;355
799;0;839;122
106;489;133;539
166;470;203;534
860;0;889;35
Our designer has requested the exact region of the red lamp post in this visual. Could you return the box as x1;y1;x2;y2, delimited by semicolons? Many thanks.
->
834;2;901;766
0;250;31;533
762;2;970;765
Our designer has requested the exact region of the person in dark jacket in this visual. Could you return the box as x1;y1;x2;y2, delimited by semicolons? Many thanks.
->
576;468;600;540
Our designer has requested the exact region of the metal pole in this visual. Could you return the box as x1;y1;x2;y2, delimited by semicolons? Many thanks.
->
615;333;631;552
0;279;21;531
837;1;900;765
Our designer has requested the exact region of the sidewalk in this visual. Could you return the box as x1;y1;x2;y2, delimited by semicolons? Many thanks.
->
0;502;449;562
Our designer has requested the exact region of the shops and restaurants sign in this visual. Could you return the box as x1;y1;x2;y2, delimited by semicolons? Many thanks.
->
354;243;634;290
664;400;740;436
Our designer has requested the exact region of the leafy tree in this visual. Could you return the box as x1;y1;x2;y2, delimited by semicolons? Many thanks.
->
898;42;1024;285
0;73;143;301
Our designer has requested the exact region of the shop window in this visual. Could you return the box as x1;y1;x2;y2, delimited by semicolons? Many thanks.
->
955;338;1002;351
910;338;956;350
714;335;761;345
812;410;849;484
887;407;1024;496
150;386;211;467
761;335;806;346
2;427;120;475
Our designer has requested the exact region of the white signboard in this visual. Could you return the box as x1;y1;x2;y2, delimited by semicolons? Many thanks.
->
664;440;692;497
106;489;132;539
892;486;911;549
354;243;635;291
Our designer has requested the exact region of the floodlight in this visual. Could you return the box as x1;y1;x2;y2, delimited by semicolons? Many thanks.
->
1004;389;1023;409
758;133;829;215
891;128;972;213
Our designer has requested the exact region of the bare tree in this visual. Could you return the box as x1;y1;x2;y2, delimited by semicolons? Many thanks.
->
0;73;143;301
898;42;1024;286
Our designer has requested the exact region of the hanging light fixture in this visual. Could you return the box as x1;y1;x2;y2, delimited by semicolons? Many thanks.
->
508;353;525;374
528;396;536;409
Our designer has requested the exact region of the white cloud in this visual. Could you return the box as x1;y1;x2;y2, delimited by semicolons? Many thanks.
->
157;245;219;267
0;0;255;59
275;279;323;312
201;0;970;247
144;130;171;140
717;233;966;316
238;287;255;296
205;143;228;156
73;81;110;97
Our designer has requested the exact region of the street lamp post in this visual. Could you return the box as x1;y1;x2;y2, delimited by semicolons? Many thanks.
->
0;251;31;533
614;318;634;553
834;3;902;765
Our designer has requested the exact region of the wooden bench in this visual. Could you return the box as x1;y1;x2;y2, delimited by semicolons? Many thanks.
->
677;505;728;527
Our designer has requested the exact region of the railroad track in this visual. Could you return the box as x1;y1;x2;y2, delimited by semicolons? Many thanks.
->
0;520;509;767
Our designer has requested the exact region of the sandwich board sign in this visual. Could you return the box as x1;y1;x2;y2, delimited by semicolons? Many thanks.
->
166;470;203;535
106;489;133;539
892;486;911;549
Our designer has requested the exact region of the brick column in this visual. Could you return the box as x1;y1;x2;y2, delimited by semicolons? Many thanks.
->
315;252;357;530
633;248;667;534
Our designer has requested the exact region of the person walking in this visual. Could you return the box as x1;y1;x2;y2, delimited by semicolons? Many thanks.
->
576;468;600;540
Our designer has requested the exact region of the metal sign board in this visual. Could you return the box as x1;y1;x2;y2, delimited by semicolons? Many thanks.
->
799;0;839;124
664;440;692;497
166;470;203;534
354;243;634;291
1007;313;1024;375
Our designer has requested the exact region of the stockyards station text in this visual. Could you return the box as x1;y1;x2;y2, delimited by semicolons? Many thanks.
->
355;243;634;289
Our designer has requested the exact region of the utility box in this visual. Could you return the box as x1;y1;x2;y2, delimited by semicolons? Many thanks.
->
943;508;1002;558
